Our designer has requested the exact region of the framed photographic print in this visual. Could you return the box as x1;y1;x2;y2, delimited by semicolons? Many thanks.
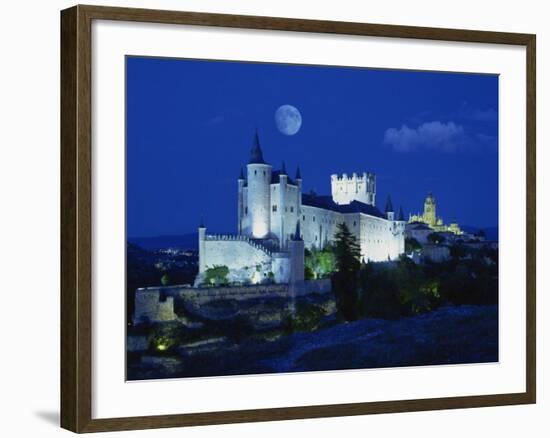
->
60;4;536;433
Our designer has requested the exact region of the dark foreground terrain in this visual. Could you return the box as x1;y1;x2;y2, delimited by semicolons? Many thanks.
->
127;304;498;380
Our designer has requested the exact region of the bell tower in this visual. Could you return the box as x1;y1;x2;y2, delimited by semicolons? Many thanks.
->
423;193;437;227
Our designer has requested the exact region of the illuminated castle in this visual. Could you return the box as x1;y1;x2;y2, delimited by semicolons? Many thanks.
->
196;132;406;285
409;193;463;235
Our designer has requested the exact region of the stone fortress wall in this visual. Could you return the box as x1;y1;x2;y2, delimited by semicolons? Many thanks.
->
197;230;293;285
133;289;177;323
133;279;332;324
300;204;341;250
300;204;405;262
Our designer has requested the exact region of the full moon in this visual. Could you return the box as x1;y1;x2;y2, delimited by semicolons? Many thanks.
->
275;104;302;136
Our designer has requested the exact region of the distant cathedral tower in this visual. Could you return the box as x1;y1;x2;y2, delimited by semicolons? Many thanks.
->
408;192;462;235
423;193;437;227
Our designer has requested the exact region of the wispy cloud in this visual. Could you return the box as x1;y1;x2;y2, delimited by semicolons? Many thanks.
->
458;103;498;122
384;121;466;153
470;108;498;122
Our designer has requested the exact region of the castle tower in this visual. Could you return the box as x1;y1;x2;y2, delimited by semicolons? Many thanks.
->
331;172;376;206
246;130;272;239
279;161;288;249
295;165;302;191
295;165;303;240
198;220;206;273
385;195;395;221
237;167;245;235
423;193;437;227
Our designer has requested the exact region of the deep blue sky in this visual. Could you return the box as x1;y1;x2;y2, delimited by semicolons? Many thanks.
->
127;56;498;238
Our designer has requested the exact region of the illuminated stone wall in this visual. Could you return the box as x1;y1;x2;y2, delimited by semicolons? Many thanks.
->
300;205;405;262
357;214;406;262
199;234;272;271
301;205;342;249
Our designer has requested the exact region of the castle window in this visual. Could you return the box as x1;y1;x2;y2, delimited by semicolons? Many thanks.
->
303;215;305;221
254;170;257;175
354;221;357;227
272;205;277;212
313;216;316;222
245;207;248;215
263;170;266;176
290;206;294;213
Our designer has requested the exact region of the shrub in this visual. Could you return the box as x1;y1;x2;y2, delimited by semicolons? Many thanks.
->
203;265;229;286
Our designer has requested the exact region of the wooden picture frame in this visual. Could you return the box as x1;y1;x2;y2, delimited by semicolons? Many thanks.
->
61;4;536;433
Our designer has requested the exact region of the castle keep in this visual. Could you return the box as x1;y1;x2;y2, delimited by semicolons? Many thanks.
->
196;132;406;285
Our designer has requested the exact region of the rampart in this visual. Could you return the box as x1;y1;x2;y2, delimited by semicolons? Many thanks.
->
133;279;332;324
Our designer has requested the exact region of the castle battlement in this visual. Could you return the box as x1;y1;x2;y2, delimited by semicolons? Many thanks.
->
330;172;374;182
331;171;376;206
204;233;274;256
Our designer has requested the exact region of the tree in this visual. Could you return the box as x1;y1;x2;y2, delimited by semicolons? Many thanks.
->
332;223;362;321
333;223;361;272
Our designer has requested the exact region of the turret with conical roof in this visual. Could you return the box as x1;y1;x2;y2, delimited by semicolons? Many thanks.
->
398;205;405;222
249;129;265;164
244;130;272;238
385;195;395;220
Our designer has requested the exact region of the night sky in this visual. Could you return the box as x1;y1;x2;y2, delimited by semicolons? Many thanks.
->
127;56;498;238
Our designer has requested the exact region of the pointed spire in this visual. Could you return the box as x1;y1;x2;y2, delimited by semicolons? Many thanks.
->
293;221;302;241
249;129;265;164
398;205;405;221
238;167;245;180
199;216;205;228
281;161;287;175
295;165;301;180
385;195;394;213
